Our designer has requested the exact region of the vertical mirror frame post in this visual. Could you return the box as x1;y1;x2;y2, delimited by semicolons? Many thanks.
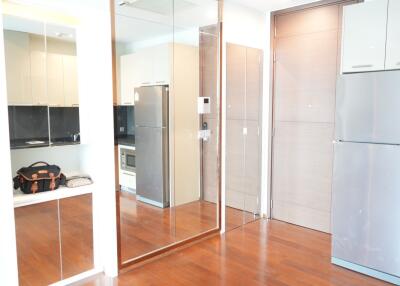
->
111;0;224;270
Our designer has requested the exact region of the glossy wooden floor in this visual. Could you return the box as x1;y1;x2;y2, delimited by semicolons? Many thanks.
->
76;219;391;286
120;191;253;262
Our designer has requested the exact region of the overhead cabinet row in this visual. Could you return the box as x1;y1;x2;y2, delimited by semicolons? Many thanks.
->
119;44;171;105
4;31;79;106
341;0;400;73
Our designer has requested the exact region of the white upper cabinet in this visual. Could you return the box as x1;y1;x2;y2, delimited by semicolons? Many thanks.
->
120;53;137;105
63;55;79;107
4;31;32;105
120;44;171;105
341;0;388;73
47;53;64;106
30;50;48;105
152;44;171;85
385;0;400;70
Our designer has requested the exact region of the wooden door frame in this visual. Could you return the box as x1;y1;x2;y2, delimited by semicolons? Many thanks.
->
268;0;362;219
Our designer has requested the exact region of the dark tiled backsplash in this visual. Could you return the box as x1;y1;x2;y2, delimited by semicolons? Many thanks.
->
8;106;80;149
114;105;135;142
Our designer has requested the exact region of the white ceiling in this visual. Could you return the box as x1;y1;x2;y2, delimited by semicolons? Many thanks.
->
225;0;320;12
114;0;218;44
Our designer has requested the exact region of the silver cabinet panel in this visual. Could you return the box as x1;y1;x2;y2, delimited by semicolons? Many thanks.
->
332;142;400;276
336;71;400;144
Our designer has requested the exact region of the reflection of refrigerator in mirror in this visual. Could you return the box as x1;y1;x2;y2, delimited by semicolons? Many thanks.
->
134;85;170;208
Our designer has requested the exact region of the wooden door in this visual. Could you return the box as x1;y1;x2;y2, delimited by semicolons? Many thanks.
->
271;4;342;233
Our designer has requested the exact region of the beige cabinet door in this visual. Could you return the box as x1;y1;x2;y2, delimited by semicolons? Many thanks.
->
63;55;79;107
153;44;171;85
30;50;47;105
136;48;154;86
272;4;341;233
120;54;136;105
3;31;32;105
47;53;64;106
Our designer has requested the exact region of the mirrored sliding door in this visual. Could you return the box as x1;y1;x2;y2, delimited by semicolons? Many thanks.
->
113;0;221;266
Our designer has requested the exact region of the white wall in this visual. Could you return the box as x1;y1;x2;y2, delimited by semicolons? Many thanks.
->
0;1;19;284
10;145;83;176
76;1;118;277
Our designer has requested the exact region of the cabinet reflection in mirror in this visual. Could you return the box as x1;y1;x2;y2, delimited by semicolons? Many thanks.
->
3;15;80;149
114;0;220;265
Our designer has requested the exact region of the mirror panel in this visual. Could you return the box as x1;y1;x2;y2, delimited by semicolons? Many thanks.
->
114;0;175;263
115;0;220;265
172;0;220;242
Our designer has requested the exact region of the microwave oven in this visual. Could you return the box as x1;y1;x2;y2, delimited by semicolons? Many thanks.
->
120;147;136;173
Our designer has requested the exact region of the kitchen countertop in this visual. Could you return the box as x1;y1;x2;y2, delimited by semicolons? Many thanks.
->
13;183;94;208
116;135;135;147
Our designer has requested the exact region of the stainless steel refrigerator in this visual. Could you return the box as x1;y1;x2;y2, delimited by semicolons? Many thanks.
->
332;71;400;285
134;85;170;208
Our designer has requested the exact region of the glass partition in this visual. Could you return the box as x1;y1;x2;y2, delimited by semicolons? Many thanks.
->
114;0;221;266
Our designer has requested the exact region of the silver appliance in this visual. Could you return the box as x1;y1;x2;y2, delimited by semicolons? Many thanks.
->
120;147;136;173
134;85;170;208
332;71;400;285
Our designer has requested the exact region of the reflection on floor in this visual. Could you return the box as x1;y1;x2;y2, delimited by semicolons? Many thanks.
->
75;219;390;286
119;191;218;262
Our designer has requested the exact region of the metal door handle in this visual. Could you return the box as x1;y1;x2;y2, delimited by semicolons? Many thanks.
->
352;64;373;68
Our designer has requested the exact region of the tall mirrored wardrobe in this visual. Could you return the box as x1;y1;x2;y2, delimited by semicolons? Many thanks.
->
112;0;221;266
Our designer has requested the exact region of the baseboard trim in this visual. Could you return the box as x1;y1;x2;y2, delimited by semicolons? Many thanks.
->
332;257;400;285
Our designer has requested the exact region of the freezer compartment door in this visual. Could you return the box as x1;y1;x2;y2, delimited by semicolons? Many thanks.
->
336;71;400;144
135;126;169;208
332;142;400;277
134;86;168;128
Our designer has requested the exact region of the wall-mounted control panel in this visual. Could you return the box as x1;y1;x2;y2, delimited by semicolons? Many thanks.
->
198;97;211;114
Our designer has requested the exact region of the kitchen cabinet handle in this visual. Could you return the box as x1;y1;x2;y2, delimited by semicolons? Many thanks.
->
141;82;151;85
72;103;79;107
124;102;133;105
156;81;165;84
352;64;373;69
122;172;135;177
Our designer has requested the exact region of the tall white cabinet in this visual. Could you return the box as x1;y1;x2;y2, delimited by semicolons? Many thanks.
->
341;0;400;73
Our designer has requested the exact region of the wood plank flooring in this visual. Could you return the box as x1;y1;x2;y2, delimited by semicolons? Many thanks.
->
75;219;391;286
120;191;225;262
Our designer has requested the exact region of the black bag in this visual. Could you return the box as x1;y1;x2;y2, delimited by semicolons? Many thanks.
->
13;162;66;194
